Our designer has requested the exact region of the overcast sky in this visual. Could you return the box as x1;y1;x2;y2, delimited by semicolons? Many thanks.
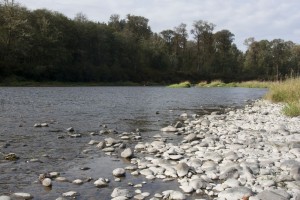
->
17;0;300;51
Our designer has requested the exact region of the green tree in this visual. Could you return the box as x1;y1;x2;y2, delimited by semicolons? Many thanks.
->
213;29;235;76
191;20;215;73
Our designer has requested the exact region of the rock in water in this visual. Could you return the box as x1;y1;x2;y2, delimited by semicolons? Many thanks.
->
4;153;19;161
72;179;83;185
112;168;126;177
42;178;52;187
62;191;78;197
160;126;177;132
66;127;74;132
94;178;109;187
121;148;133;158
111;188;133;198
41;123;49;127
12;193;33;199
34;123;42;127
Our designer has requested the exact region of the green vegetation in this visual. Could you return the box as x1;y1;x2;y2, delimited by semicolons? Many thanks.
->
195;78;300;116
196;80;272;88
235;81;271;88
0;0;299;85
265;78;300;116
168;81;192;88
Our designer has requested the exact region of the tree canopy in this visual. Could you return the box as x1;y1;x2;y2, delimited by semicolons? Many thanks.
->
0;0;299;84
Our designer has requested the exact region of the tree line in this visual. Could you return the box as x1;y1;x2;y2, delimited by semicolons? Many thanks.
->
0;0;299;84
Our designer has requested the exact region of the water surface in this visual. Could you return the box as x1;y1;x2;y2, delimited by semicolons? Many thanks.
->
0;87;267;199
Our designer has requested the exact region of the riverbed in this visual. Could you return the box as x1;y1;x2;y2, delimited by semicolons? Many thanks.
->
0;87;267;199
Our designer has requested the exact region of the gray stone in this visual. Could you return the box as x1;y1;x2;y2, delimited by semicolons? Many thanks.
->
169;155;183;160
201;160;217;171
218;187;253;200
12;193;33;200
179;185;194;193
105;137;119;146
256;189;291;200
121;148;133;158
280;160;300;170
184;133;197;142
176;162;189;177
111;197;128;200
55;177;68;182
162;190;186;200
94;178;109;187
175;121;183;128
259;179;276;188
42;178;52;187
41;123;49;127
72;179;83;185
66;127;74;132
140;169;154;176
291;166;300;180
102;147;115;152
189;178;206;189
96;141;106;149
0;196;11;200
113;168;126;177
222;178;240;188
161;126;177;132
62;191;78;197
219;166;239;180
111;188;133;198
134;194;145;200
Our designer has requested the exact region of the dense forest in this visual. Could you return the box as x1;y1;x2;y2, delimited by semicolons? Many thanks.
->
0;0;300;84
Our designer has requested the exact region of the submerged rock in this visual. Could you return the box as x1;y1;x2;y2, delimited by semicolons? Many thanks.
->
62;191;78;197
4;153;19;161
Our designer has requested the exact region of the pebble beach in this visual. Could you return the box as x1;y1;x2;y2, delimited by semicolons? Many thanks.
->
1;99;300;200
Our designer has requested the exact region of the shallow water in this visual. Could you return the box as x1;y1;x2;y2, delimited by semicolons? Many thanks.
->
0;87;267;199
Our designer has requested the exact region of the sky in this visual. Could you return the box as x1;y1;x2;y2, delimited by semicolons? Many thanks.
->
16;0;300;51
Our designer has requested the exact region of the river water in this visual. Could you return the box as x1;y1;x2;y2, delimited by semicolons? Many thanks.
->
0;87;267;199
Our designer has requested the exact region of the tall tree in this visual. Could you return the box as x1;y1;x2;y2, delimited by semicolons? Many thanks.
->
213;29;235;75
191;20;215;73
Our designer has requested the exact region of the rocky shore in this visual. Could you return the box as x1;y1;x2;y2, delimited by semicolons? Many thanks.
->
1;100;300;200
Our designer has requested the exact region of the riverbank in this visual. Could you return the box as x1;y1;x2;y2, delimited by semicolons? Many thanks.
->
0;81;143;87
2;99;299;200
122;99;300;200
168;78;300;116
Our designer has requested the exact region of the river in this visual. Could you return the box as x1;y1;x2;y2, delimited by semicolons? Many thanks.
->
0;87;267;199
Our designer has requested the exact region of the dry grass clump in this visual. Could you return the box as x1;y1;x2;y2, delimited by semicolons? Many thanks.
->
265;78;300;116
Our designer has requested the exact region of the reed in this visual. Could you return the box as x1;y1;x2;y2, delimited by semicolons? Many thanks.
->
265;78;300;116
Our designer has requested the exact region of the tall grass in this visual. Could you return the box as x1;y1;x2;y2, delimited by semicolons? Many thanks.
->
265;78;300;116
168;81;192;88
196;80;272;88
237;81;272;88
